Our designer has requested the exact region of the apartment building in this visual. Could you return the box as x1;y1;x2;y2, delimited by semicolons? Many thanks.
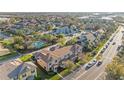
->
33;44;82;72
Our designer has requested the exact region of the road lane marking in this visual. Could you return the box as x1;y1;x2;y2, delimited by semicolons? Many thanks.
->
94;72;104;80
75;71;88;80
57;73;65;79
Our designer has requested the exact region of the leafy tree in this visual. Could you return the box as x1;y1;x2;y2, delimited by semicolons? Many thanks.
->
46;24;54;31
14;44;24;50
96;54;102;60
65;60;75;71
105;59;124;80
58;37;66;47
67;37;77;45
13;36;24;44
56;34;65;39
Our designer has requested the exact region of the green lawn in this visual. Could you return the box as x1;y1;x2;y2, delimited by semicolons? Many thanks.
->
0;52;18;62
19;54;33;62
34;67;72;80
50;69;71;80
49;74;61;80
34;69;56;80
77;60;87;65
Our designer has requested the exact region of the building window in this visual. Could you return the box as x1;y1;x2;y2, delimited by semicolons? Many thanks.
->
55;60;57;63
22;74;26;78
49;63;51;66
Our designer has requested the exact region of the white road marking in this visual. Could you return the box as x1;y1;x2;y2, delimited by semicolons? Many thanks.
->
57;73;64;79
94;72;104;80
75;71;88;80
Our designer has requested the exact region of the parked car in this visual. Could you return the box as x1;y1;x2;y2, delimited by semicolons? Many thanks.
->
117;45;122;51
85;60;97;70
110;38;113;42
112;42;116;45
96;60;103;66
100;50;104;54
100;48;105;54
85;63;93;70
92;59;97;65
105;45;108;48
107;42;110;45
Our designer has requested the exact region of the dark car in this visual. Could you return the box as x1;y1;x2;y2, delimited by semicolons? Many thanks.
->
96;60;103;66
110;38;113;42
112;42;116;45
101;48;106;53
100;50;104;54
105;45;108;48
107;42;110;45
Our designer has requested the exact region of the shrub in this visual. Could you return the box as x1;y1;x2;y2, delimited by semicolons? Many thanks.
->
20;54;32;62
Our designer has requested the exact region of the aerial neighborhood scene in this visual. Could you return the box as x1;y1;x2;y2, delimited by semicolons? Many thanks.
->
0;12;124;80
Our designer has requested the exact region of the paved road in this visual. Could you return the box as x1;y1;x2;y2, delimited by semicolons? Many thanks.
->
64;26;124;80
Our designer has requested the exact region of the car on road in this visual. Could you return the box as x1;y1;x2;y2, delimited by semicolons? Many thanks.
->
112;42;116;45
103;47;106;51
96;60;103;66
110;38;113;42
85;60;97;70
100;48;106;54
100;50;104;54
107;42;110;45
105;45;108;48
92;61;97;65
85;63;93;70
117;45;123;51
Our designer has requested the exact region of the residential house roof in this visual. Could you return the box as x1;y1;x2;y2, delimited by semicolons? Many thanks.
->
34;44;81;64
84;32;96;42
8;62;37;79
0;59;22;80
0;60;36;80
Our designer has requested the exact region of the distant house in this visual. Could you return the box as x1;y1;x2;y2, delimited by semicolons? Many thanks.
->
95;29;105;40
33;44;82;72
53;21;63;27
0;59;37;80
79;32;99;48
51;26;78;36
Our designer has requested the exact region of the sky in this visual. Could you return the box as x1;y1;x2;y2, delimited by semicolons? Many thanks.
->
0;0;124;12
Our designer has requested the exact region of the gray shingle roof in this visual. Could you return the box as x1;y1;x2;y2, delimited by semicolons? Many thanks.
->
0;60;36;80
